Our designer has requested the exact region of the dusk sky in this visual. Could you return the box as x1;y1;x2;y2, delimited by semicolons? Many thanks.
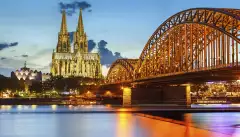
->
0;0;240;77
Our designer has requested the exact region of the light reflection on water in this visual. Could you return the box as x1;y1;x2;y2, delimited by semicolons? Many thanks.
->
0;105;239;137
0;105;117;113
0;113;146;137
186;112;240;136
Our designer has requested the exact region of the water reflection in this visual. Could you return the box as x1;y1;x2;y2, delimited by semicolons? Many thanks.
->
51;105;57;111
31;105;37;110
0;105;12;110
0;106;239;137
185;113;240;136
17;105;22;110
116;113;133;137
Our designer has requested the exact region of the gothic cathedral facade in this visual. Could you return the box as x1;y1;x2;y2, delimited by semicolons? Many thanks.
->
51;9;102;78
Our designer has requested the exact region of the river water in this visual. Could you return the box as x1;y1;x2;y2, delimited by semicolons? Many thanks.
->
0;105;239;137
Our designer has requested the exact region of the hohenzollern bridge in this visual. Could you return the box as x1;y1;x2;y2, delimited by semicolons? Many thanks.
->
102;8;240;105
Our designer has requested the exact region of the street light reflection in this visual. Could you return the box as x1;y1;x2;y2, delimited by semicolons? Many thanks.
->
117;108;129;112
116;113;133;137
51;105;57;111
1;105;12;110
17;105;22;110
31;105;37;110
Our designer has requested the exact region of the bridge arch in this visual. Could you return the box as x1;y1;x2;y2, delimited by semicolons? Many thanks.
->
106;59;138;84
135;8;240;80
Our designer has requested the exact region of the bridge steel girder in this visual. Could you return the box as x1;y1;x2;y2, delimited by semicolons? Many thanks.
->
135;8;240;81
106;59;138;84
105;8;240;85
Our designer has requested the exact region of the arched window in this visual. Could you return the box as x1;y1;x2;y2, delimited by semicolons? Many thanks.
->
63;43;66;49
80;43;83;49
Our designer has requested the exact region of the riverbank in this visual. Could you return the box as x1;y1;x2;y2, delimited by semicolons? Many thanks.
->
0;97;122;105
1;104;240;113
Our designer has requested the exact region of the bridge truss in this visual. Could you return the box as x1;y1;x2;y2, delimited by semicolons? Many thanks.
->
106;59;138;84
107;8;240;84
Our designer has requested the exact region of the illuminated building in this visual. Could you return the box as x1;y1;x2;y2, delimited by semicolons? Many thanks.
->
11;61;42;81
41;78;54;91
42;73;51;82
11;61;51;82
11;61;51;92
51;9;102;78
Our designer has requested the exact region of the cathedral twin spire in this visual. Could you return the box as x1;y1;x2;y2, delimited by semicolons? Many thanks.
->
57;9;88;53
74;8;88;53
60;10;68;34
77;9;84;36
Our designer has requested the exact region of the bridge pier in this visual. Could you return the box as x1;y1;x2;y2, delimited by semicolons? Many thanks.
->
122;87;131;106
130;85;191;106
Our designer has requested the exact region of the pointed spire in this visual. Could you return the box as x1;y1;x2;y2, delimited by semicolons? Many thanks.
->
60;10;68;34
77;8;84;35
24;61;27;68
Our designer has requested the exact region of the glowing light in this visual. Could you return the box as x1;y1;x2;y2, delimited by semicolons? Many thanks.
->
5;105;12;110
116;113;132;137
17;105;22;110
104;91;113;97
122;87;131;106
106;104;112;108
1;105;12;110
31;105;37;110
23;106;29;110
51;105;57;111
118;108;128;112
85;105;93;109
90;101;95;104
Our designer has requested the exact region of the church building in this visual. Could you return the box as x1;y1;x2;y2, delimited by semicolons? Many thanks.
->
51;9;102;78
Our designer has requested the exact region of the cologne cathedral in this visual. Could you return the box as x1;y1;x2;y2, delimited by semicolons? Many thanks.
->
51;9;102;78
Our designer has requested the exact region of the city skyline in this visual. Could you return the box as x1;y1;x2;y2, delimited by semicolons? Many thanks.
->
0;0;240;77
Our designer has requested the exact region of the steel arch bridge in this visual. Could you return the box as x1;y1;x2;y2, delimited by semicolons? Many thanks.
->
106;59;138;84
106;8;240;84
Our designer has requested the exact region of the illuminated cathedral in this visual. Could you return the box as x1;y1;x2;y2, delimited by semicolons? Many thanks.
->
51;9;102;78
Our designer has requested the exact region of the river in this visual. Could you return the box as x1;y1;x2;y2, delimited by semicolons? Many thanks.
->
0;105;239;137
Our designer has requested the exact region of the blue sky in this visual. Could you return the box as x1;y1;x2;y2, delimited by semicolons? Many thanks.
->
0;0;240;77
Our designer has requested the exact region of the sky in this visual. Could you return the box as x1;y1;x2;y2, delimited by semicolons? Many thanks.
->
0;0;240;77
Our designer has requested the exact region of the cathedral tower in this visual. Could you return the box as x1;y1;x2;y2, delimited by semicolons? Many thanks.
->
56;10;71;53
51;9;102;79
74;9;88;53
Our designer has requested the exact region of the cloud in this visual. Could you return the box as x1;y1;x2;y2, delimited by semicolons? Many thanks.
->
0;42;18;50
65;38;123;66
88;40;96;52
21;54;28;58
97;40;123;66
59;1;92;16
1;57;6;60
34;63;51;73
0;48;52;76
68;33;96;52
0;58;40;70
102;65;109;77
0;68;14;77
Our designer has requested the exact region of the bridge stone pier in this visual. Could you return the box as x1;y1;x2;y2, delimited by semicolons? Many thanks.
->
123;84;191;106
100;84;191;106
